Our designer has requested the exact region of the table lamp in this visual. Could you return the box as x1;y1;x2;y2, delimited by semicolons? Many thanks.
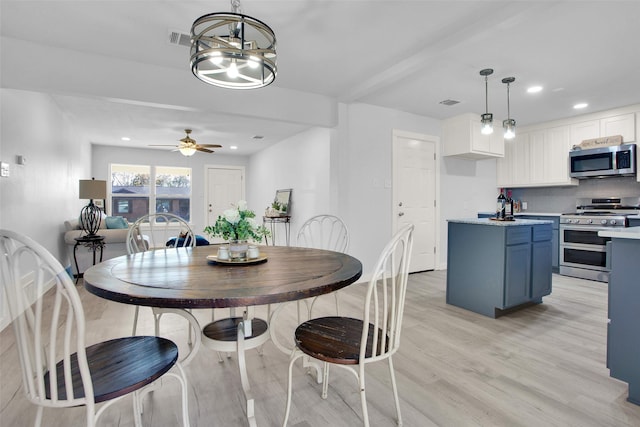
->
79;178;107;236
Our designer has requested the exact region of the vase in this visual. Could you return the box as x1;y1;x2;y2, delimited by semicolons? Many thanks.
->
228;240;249;260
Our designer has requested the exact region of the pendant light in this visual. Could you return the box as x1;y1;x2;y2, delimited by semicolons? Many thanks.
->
479;68;494;135
190;0;277;89
502;77;516;140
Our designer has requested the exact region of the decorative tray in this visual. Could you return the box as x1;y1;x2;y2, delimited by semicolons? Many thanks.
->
489;217;516;221
206;255;268;265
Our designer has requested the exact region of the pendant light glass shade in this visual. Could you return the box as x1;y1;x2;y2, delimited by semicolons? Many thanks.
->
479;69;494;135
502;77;516;140
190;1;276;90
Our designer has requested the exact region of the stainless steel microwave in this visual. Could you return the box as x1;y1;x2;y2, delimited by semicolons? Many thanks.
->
569;143;636;179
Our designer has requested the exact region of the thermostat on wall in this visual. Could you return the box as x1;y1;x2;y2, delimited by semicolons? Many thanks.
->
1;162;9;177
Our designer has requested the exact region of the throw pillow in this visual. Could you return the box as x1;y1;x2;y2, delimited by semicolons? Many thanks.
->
105;216;128;229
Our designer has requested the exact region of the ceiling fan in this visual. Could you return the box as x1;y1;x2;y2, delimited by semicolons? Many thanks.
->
149;129;222;156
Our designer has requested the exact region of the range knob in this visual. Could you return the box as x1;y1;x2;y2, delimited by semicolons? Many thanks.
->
587;219;593;224
610;219;617;226
601;219;608;225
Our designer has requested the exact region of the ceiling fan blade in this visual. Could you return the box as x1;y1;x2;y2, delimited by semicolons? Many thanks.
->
196;146;214;153
198;144;223;148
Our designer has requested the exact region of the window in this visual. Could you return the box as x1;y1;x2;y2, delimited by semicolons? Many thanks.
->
110;164;191;222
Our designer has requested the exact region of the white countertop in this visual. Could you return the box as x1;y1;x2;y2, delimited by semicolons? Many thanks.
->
599;226;640;240
449;218;554;226
478;212;562;217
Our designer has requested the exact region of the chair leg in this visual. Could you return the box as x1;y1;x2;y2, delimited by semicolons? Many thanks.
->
132;391;143;427
164;362;191;427
282;350;305;427
359;372;370;427
321;362;330;399
35;406;44;427
388;356;403;426
237;320;257;427
132;306;140;336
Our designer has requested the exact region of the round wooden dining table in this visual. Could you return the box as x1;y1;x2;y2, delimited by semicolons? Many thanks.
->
83;244;362;427
84;245;362;308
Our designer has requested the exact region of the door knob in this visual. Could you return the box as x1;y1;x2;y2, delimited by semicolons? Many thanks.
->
398;212;405;217
398;202;403;207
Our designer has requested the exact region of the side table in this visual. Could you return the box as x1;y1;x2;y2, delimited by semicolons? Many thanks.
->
73;235;105;283
262;215;291;246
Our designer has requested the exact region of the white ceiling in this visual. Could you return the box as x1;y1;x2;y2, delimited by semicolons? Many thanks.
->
2;1;640;155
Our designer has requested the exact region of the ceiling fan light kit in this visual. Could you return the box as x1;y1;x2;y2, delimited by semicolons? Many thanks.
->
190;0;277;89
148;129;222;155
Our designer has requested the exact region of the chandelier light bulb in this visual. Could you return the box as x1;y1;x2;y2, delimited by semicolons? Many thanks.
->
247;56;260;68
209;51;223;65
227;61;239;78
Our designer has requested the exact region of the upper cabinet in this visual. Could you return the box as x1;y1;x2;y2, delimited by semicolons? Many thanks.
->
498;126;576;188
443;113;504;159
496;106;639;188
570;113;636;147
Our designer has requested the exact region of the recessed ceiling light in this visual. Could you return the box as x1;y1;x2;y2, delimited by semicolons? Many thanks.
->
573;103;588;109
230;146;238;150
527;86;543;94
121;136;131;141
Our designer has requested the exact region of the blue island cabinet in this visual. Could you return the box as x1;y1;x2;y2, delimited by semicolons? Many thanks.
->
446;219;553;318
606;235;640;405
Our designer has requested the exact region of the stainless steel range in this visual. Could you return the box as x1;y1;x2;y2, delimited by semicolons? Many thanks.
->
560;197;640;282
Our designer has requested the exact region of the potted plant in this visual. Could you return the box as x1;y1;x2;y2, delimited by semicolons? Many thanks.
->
204;200;270;259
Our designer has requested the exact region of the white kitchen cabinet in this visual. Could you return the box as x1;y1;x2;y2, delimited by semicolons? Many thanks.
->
498;126;575;187
443;113;504;159
570;120;600;148
601;113;636;142
497;133;528;187
570;113;636;146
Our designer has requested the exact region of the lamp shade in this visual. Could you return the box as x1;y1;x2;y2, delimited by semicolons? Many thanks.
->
79;179;107;200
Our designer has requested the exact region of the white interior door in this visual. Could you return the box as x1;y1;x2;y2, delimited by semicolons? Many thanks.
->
206;166;245;242
393;130;438;272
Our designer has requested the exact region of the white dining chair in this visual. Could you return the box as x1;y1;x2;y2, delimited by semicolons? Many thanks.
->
0;229;190;427
126;213;201;365
296;214;349;316
283;224;414;427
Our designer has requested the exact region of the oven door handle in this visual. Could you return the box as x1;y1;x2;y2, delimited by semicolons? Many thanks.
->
605;241;612;271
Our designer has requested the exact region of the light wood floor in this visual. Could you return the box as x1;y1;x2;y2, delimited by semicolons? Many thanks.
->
2;271;639;426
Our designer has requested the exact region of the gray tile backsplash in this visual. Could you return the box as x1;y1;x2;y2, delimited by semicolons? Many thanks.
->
511;177;640;213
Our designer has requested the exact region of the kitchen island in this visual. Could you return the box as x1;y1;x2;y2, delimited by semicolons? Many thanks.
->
599;226;640;406
447;218;553;318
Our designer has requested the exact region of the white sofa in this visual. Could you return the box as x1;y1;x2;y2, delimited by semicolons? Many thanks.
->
64;218;129;276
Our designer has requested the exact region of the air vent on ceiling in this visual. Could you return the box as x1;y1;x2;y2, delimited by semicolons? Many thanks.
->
439;99;460;106
168;29;191;47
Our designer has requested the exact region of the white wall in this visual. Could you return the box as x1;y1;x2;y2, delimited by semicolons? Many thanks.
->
439;156;498;268
340;103;444;274
248;127;332;246
0;88;90;330
91;145;250;237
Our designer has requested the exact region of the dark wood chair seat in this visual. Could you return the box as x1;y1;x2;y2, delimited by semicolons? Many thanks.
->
45;336;178;403
294;316;388;365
